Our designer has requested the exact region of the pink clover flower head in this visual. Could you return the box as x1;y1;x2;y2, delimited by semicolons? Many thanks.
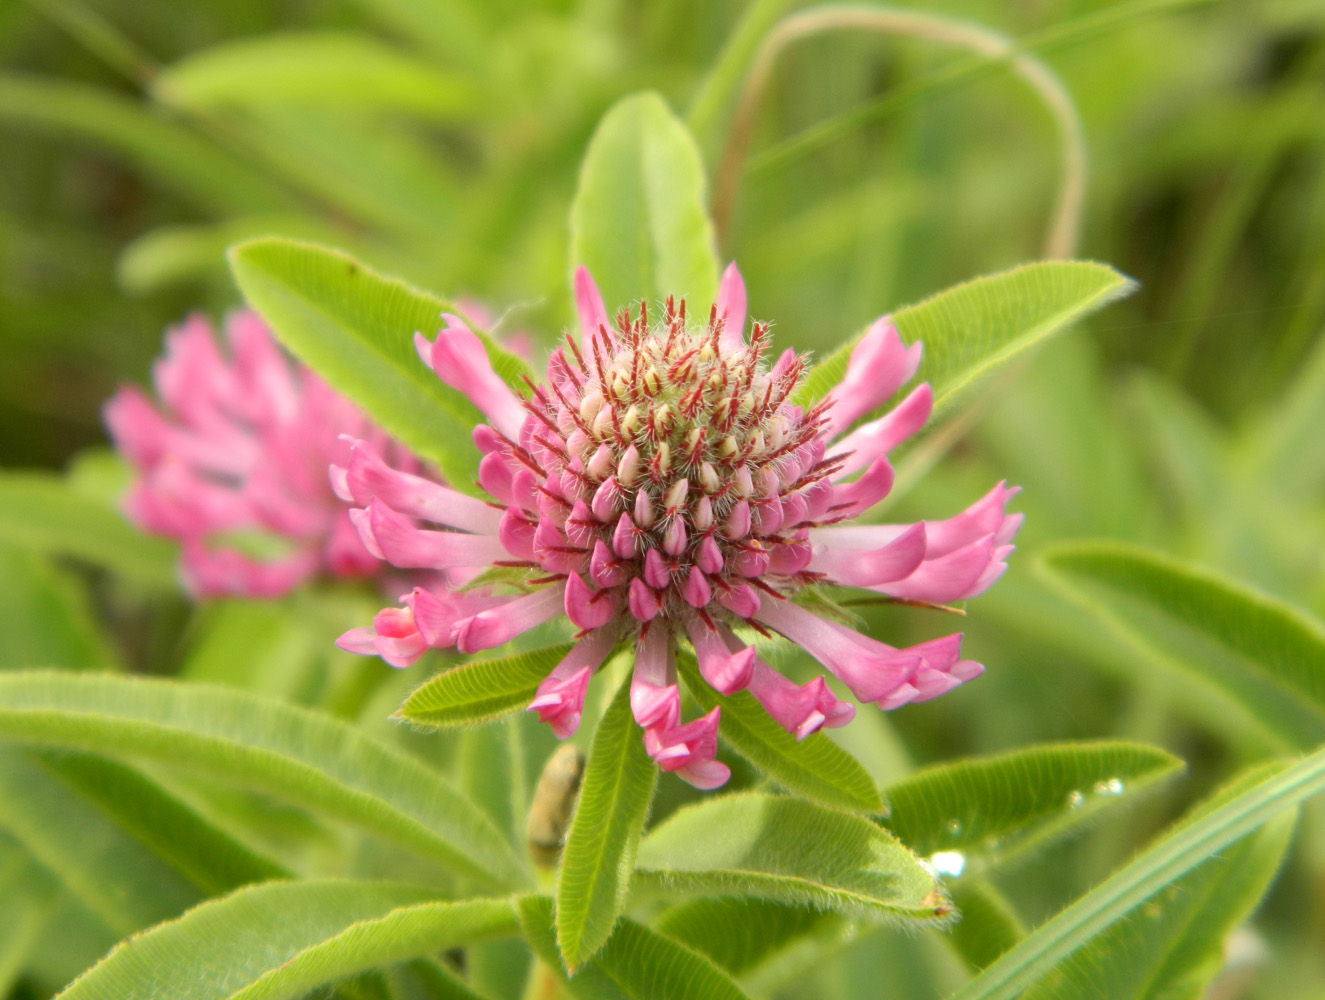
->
339;264;1020;788
104;310;421;598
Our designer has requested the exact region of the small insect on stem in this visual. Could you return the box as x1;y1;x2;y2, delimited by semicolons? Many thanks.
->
527;743;586;868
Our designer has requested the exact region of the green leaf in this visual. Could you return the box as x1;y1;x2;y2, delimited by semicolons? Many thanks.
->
0;747;200;935
398;645;572;728
33;751;289;895
1022;785;1292;999
0;74;291;215
637;793;949;922
883;741;1184;873
946;881;1026;973
228;238;529;487
0;846;61;993
520;896;751;1000
654;898;837;978
56;880;517;1000
154;32;481;122
570;92;719;318
950;748;1325;1000
0;472;177;588
676;652;883;814
794;261;1136;415
0;544;119;671
0;671;528;890
1038;541;1325;749
555;678;659;970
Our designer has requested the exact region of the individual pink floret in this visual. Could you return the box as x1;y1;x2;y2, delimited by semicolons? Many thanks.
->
105;310;422;598
337;264;1020;788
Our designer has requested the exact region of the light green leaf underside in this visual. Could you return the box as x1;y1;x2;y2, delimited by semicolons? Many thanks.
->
637;792;947;922
398;645;573;728
570;92;719;319
154;32;481;121
520;895;750;999
56;880;516;1000
0;671;528;890
1023;784;1292;1000
951;749;1325;1000
654;897;838;978
677;652;883;814
555;678;659;970
1038;541;1325;749
883;740;1184;872
228;238;528;488
0;746;200;936
795;261;1135;415
0;472;177;588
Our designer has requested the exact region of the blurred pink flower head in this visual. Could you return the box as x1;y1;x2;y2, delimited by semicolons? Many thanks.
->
105;310;421;598
338;264;1021;788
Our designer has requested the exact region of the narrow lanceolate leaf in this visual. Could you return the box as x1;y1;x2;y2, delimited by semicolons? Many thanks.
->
795;261;1136;415
677;653;883;814
398;645;572;728
154;32;482;121
951;748;1325;1000
228;238;528;487
0;75;291;215
655;898;839;979
570;92;719;317
883;741;1184;874
0;747;200;936
0;473;177;588
1039;542;1325;749
0;850;59;994
555;678;659;970
0;671;528;890
56;881;517;1000
1022;788;1293;998
34;751;289;895
946;881;1026;973
637;793;949;923
521;896;750;1000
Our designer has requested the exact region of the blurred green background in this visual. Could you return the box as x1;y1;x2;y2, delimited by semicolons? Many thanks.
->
2;0;1323;997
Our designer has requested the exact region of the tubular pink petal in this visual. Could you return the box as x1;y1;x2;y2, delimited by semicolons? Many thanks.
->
338;440;501;533
745;664;856;740
181;543;318;600
498;508;537;561
643;548;670;589
870;536;997;603
754;598;919;703
715;262;748;351
830;456;895;519
821;318;922;439
717;583;760;618
767;534;812;574
808;521;926;586
612;512;639;557
827;384;934;480
590;539;627;587
924;481;1022;557
528;628;617;737
696;534;724;575
723;500;751;539
456;584;566;654
685;621;754;695
631;629;679;727
323;512;381;577
628;578;662;621
564;572;616;629
427;320;528;439
683;567;712;608
361;499;507;570
574;266;611;353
